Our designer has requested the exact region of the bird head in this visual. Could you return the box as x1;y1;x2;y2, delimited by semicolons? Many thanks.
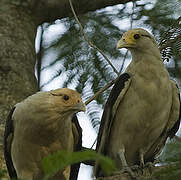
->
49;88;86;115
117;28;160;58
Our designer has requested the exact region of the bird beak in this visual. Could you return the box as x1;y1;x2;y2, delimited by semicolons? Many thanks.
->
76;102;86;112
117;36;136;49
117;39;127;49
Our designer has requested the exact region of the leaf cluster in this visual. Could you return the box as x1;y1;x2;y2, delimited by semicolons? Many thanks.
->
38;0;181;129
154;139;181;180
42;150;116;180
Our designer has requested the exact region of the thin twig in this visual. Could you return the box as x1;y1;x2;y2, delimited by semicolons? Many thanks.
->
69;0;119;76
159;33;181;51
91;138;97;149
85;76;119;105
85;77;120;150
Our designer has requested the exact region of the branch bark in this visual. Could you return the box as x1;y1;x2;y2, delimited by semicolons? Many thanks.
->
95;163;179;180
69;0;119;76
0;1;38;176
9;0;135;25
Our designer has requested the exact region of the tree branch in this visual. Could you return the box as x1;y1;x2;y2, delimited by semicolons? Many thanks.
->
69;0;119;76
96;163;179;180
85;76;119;105
69;0;121;106
32;0;135;25
69;0;181;107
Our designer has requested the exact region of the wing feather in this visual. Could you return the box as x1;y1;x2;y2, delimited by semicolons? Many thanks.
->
167;81;181;138
70;115;82;180
145;80;181;162
95;73;131;176
3;107;17;179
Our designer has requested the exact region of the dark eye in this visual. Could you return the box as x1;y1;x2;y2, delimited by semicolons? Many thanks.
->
133;34;140;39
63;95;69;101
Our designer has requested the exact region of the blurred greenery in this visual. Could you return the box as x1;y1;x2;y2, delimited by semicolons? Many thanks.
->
0;169;6;179
153;139;181;180
42;150;116;180
160;139;181;163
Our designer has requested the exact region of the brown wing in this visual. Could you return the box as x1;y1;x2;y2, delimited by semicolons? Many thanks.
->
167;82;181;138
3;107;17;179
70;115;82;180
95;73;131;177
145;81;181;163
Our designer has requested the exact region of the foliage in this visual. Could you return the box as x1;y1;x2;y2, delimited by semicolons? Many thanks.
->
42;150;116;180
39;11;126;128
154;139;181;180
135;0;181;78
38;0;181;129
153;162;181;180
0;169;6;180
160;139;181;163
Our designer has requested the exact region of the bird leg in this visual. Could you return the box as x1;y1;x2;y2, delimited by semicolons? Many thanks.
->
139;149;155;175
63;166;70;180
118;148;136;178
139;149;145;168
144;162;155;174
119;148;128;167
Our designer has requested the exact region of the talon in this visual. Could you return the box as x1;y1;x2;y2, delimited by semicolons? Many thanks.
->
144;162;155;173
130;164;142;171
139;149;145;168
117;148;138;179
121;166;137;179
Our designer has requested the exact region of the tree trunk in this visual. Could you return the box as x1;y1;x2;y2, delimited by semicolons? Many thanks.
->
0;1;38;176
0;0;134;178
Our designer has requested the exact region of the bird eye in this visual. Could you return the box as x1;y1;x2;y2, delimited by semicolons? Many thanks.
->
133;34;140;40
63;95;69;101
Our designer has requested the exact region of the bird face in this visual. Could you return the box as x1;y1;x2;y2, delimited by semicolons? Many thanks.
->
50;88;86;114
117;28;157;50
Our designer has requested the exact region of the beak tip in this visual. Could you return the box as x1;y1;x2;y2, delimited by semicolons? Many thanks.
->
80;103;86;112
82;106;86;112
117;40;124;49
117;44;121;49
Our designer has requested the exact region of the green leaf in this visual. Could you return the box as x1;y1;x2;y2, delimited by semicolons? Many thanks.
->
41;150;116;180
0;169;6;179
160;139;181;163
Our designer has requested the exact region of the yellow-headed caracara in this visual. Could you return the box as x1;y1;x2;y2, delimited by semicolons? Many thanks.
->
95;28;181;177
4;88;85;180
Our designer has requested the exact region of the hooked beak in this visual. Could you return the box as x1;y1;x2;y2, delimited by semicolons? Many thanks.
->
117;39;127;49
117;36;136;49
76;102;86;112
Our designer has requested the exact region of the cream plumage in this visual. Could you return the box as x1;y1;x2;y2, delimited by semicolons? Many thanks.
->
95;28;180;177
4;88;85;180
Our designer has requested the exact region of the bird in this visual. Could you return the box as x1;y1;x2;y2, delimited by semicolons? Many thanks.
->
95;28;181;177
3;88;86;180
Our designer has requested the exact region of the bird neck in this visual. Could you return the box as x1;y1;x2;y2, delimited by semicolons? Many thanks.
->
130;47;162;62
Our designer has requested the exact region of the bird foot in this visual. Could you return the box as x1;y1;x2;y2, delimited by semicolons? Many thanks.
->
143;162;155;173
139;161;144;169
121;166;138;179
130;164;142;171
